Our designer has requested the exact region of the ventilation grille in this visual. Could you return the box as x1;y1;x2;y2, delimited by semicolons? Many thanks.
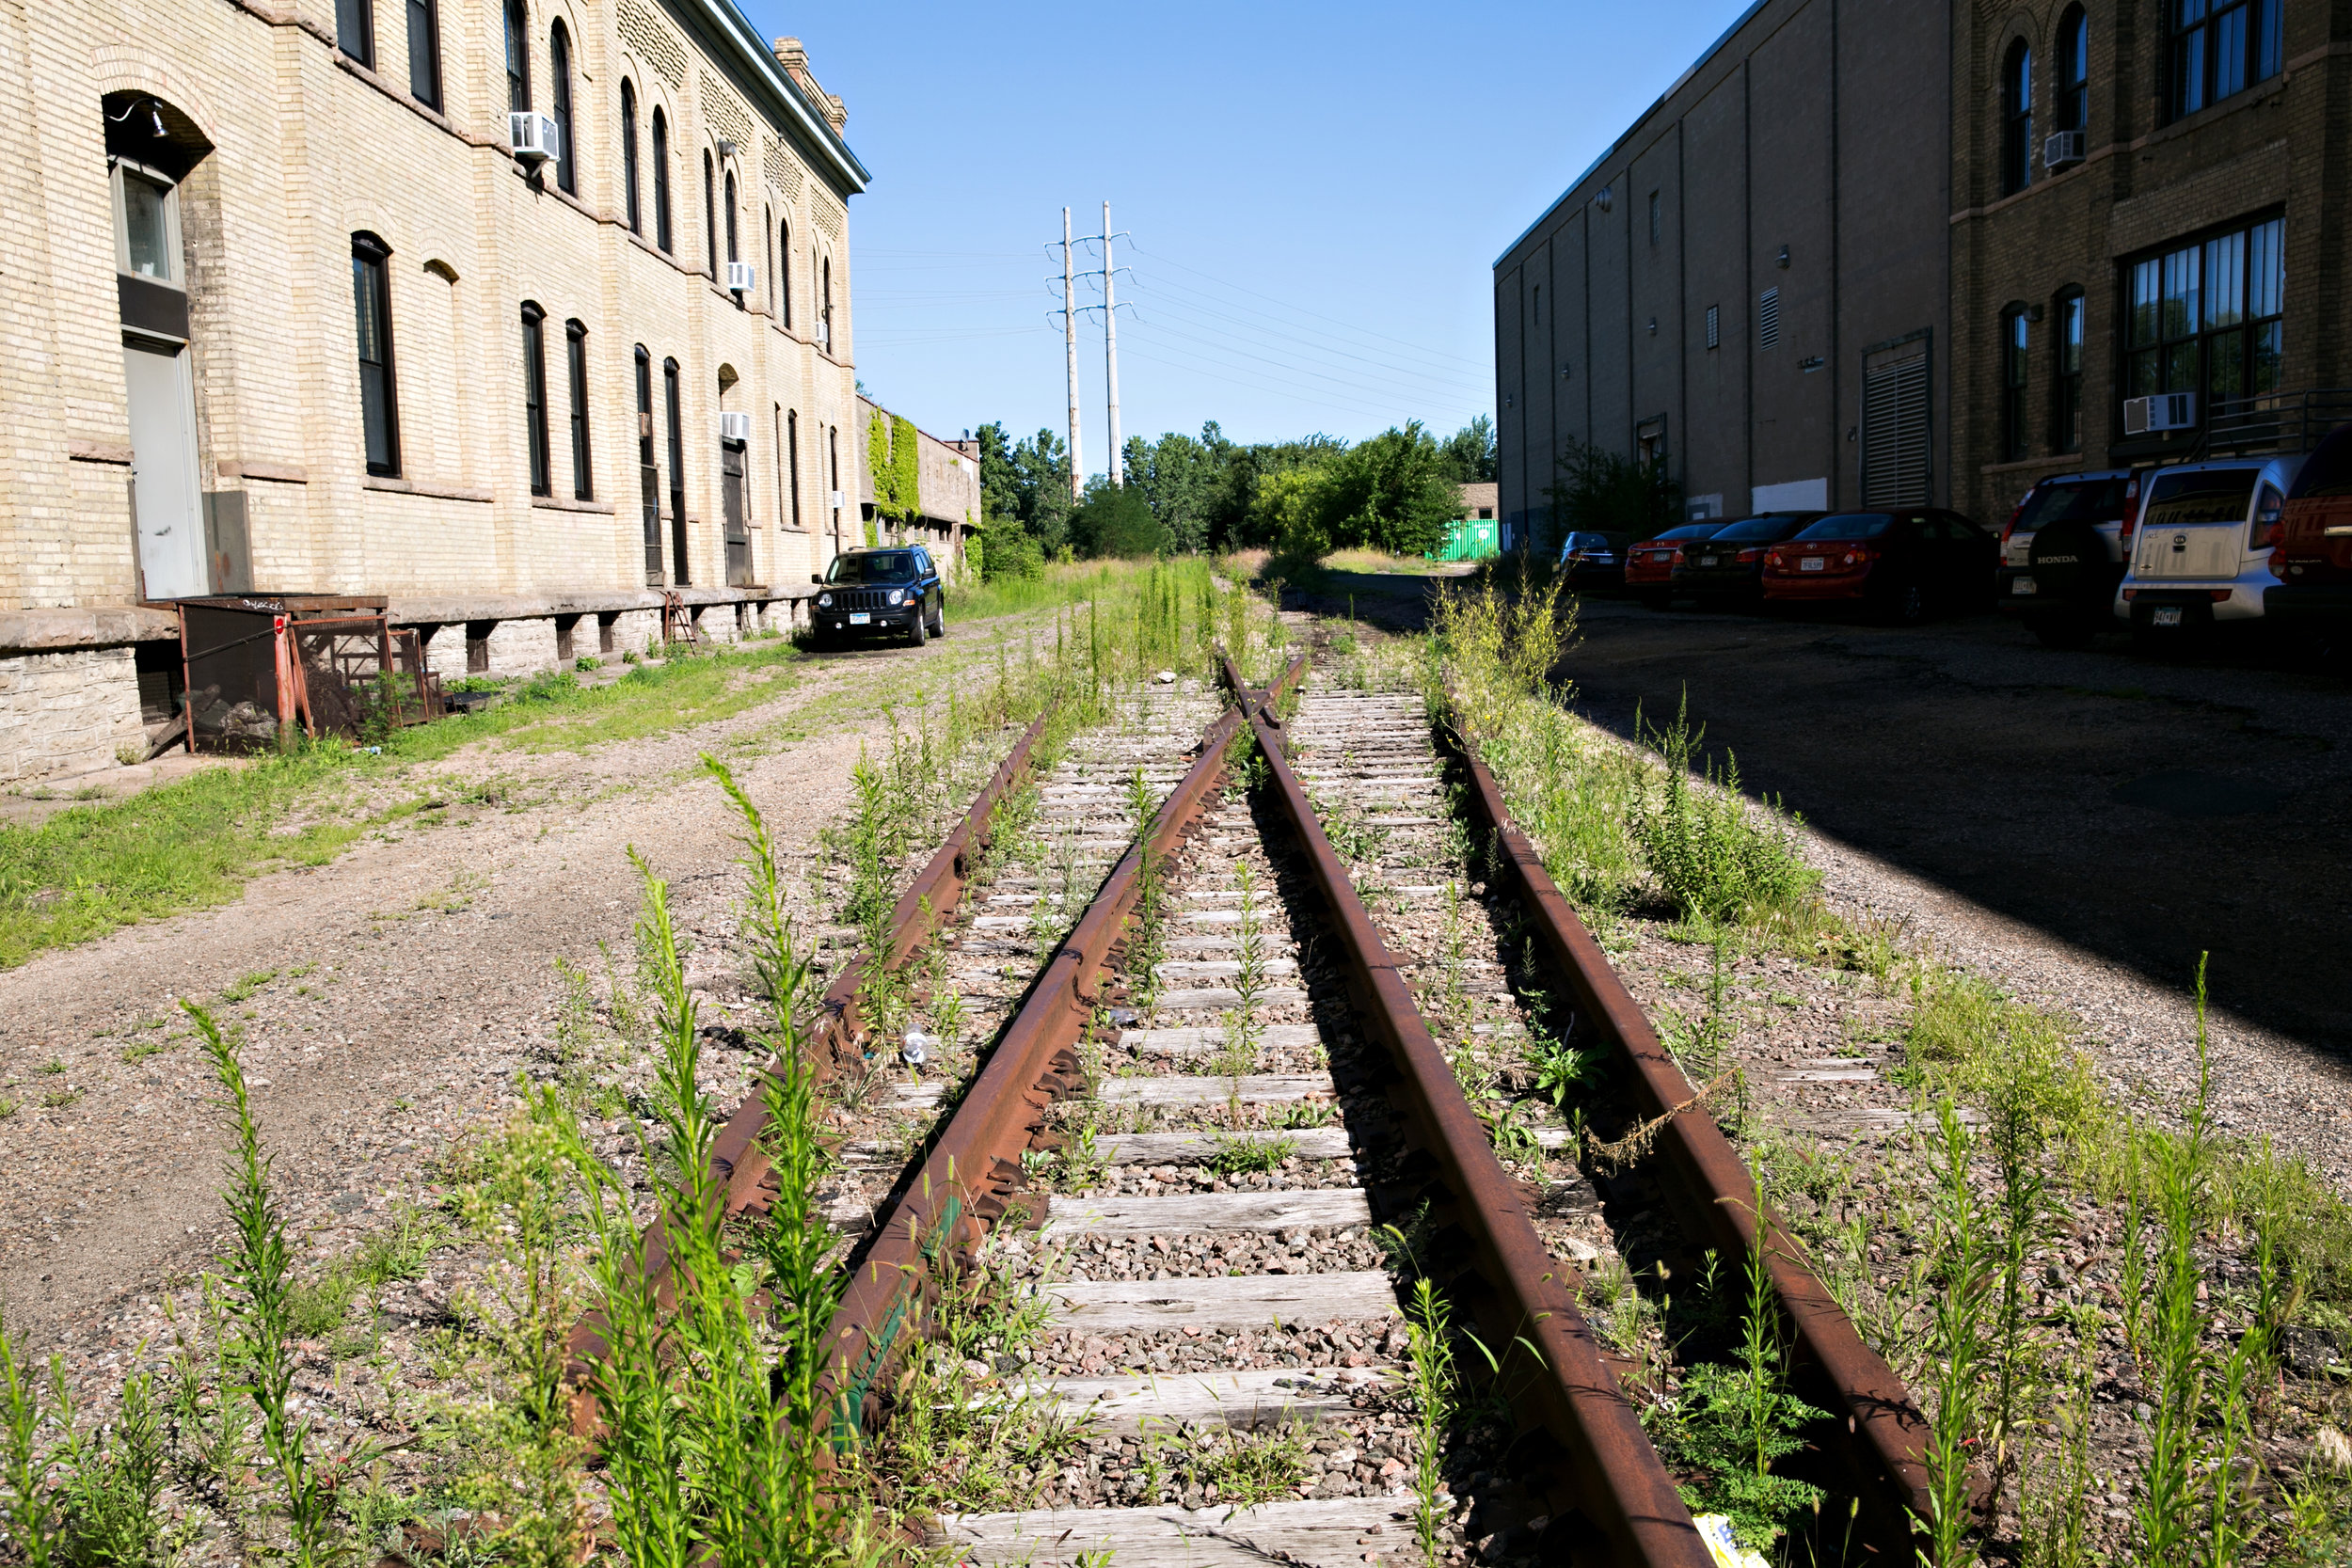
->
1758;289;1780;351
1706;304;1721;351
1861;348;1931;506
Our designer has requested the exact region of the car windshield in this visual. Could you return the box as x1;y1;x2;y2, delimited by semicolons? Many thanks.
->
1562;532;1617;552
2013;478;2130;532
1708;514;1811;543
1646;523;1721;544
2141;469;2258;529
1794;513;1894;541
826;551;916;584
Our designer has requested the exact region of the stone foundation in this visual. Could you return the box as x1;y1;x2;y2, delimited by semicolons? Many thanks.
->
0;646;145;784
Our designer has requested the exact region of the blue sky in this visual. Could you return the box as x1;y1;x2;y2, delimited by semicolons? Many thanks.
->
740;0;1751;477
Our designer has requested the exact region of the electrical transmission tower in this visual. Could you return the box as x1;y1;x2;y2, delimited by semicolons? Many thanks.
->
1047;202;1133;487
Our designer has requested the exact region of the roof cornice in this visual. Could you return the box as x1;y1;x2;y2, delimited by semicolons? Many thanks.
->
686;0;870;194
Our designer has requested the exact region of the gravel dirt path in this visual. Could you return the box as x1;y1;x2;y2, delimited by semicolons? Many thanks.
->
0;631;993;1356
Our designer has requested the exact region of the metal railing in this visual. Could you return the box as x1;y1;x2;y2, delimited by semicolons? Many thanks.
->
2196;388;2352;458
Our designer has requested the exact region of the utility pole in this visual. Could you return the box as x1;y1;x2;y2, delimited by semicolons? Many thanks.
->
1061;207;1082;502
1103;199;1123;485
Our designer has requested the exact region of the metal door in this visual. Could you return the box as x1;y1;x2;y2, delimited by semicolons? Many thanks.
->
722;439;751;586
123;341;206;599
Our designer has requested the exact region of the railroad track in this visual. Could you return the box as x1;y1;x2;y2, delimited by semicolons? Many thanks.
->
811;642;1936;1568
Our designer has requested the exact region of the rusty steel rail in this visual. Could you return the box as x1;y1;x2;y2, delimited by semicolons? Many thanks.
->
565;701;1060;1383
816;657;1309;1437
1226;657;1715;1568
1442;726;1936;1555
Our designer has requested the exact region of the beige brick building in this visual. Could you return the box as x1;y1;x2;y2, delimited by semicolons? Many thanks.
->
0;0;902;781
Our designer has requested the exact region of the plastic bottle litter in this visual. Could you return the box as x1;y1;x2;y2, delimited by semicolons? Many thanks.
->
901;1030;941;1067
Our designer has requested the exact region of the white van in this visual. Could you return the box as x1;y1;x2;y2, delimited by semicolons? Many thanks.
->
2115;453;2303;643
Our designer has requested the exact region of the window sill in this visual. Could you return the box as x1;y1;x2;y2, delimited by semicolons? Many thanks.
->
217;458;308;483
532;495;617;515
364;475;493;503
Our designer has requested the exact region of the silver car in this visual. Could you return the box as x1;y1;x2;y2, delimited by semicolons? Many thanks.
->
2115;453;2302;640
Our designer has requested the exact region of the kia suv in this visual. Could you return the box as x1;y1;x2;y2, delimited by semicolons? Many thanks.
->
810;546;946;648
2115;456;2302;647
1996;470;2138;648
2264;420;2352;660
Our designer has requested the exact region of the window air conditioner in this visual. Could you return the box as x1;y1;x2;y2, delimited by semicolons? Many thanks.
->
2042;130;2086;171
2123;391;2196;436
718;411;752;445
815;319;830;346
829;489;845;509
508;112;561;172
724;261;756;293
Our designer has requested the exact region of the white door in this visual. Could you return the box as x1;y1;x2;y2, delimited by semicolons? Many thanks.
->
123;340;205;599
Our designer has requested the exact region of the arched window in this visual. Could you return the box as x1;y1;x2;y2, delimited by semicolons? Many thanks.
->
565;319;592;499
778;217;793;328
503;0;530;114
723;171;739;264
787;406;803;530
548;21;576;194
2058;6;2089;131
405;0;442;108
620;80;641;233
650;108;673;252
820;255;833;349
826;422;840;551
351;232;400;477
702;150;718;277
635;345;660;584
2000;40;2032;196
521;301;550;496
2000;306;2030;462
663;356;689;585
2053;288;2085;453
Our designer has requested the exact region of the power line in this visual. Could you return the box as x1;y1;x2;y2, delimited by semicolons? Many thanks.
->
1124;240;1487;370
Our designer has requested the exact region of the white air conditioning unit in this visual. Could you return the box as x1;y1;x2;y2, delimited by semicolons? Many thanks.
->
2042;129;2086;171
508;111;561;172
2123;391;2197;436
814;319;831;346
829;488;845;509
718;411;752;445
724;261;756;293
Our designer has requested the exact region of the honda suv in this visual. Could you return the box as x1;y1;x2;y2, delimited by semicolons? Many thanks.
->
2116;456;2301;647
1996;470;2137;648
810;546;946;648
2264;420;2352;659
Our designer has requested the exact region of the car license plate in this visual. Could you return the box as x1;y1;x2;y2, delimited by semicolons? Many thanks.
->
1653;551;1673;562
2012;578;2038;595
1699;556;1718;567
2153;606;2183;627
849;612;871;626
1800;557;1825;572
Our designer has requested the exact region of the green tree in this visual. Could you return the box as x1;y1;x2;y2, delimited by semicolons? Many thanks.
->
1438;415;1497;483
1128;431;1223;553
1071;475;1171;558
1314;421;1459;557
973;420;1022;523
1545;437;1681;555
1009;428;1074;555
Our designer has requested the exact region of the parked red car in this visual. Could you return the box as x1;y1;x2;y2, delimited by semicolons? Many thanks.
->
1624;522;1729;609
1761;508;1997;623
2265;420;2352;660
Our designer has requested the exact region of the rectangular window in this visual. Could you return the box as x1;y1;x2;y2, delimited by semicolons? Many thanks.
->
665;360;689;585
2172;0;2282;119
405;0;439;107
2125;214;2282;420
337;0;373;67
787;408;803;530
1758;287;1780;350
522;306;550;496
1705;304;1720;350
566;321;592;500
352;239;399;476
2054;293;2085;453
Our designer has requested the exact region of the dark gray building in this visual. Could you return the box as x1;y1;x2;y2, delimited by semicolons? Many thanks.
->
1494;0;1953;546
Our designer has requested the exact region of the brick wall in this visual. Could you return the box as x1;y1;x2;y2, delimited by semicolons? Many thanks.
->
0;647;144;783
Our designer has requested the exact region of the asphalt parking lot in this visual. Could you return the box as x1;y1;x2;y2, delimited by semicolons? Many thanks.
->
1316;572;2352;1064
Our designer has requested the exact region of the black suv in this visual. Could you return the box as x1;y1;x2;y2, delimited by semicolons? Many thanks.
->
810;546;946;648
1995;470;2137;647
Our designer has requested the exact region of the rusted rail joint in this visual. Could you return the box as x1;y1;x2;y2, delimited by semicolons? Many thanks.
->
1440;723;1937;1555
565;701;1061;1389
815;659;1309;1440
1223;656;1713;1568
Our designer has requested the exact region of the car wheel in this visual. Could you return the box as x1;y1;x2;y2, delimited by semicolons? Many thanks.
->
909;612;928;648
2028;613;2094;650
929;601;946;638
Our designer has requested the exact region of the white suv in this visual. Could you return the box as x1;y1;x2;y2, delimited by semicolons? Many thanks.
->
2116;454;2302;644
